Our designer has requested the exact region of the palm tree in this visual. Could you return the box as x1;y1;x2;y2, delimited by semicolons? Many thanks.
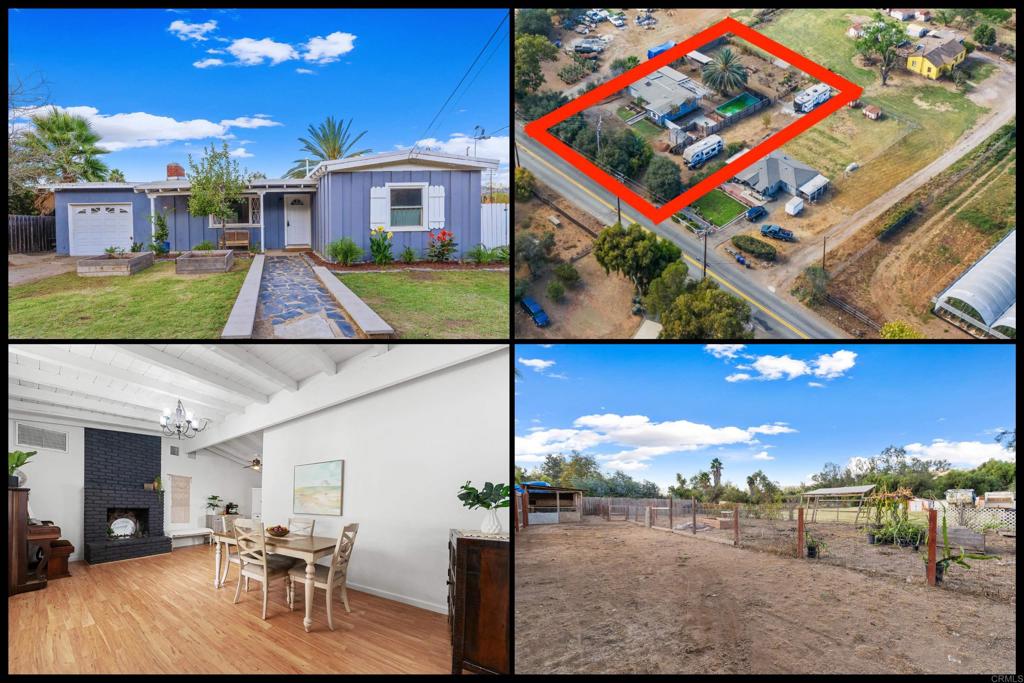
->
108;168;125;182
710;458;723;489
696;471;712;493
286;116;372;178
701;48;748;96
23;107;109;182
746;474;757;498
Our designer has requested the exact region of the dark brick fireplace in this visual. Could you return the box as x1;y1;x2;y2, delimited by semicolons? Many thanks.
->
84;428;171;563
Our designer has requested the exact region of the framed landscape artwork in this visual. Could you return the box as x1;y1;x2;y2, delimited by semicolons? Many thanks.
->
293;459;344;515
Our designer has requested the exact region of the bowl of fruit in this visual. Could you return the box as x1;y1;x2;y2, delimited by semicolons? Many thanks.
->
266;525;289;538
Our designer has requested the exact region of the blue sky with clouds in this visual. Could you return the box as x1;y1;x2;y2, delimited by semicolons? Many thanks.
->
515;344;1016;494
9;8;509;184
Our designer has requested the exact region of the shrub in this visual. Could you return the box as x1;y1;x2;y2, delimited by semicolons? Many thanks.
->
724;141;746;157
327;237;363;265
731;235;777;261
368;226;394;265
515;233;551;277
880;320;923;339
130;241;144;253
514;278;529;302
792;265;830;305
104;245;125;256
514;167;535;202
876;202;918;240
248;241;261;254
466;243;494;264
491;245;510;264
426;228;458;262
553;262;581;287
193;240;216;251
546;279;565;302
400;246;416;263
148;212;170;254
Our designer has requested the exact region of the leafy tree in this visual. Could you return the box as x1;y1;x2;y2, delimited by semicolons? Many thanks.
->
514;466;527;484
515;8;553;38
642;261;690;319
644;156;683;203
710;458;724;490
107;168;125;182
659;279;753;339
516;90;568;120
953;67;969;93
855;13;908;86
594;222;682;296
668;472;698;499
934;9;956;26
286;116;370;178
514;167;535;202
515;35;558;95
957;8;978;29
546;279;565;302
186;143;250;242
611;55;640;75
8;186;40;215
995;429;1016;452
540;454;566;484
22;107;110;182
514;231;554;277
596;128;651;179
701;47;748;95
553;262;581;287
973;23;997;46
880;320;923;338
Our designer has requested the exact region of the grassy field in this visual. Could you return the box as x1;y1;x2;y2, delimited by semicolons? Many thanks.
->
337;270;508;339
690;189;747;226
8;259;250;338
954;151;1017;242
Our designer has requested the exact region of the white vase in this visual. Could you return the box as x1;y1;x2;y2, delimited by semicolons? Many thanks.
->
480;508;502;534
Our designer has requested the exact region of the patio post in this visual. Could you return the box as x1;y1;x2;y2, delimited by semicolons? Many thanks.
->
259;192;266;253
149;195;156;241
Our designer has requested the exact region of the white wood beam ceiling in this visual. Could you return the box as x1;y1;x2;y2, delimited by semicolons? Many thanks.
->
305;345;338;376
114;344;269;404
8;384;162;423
201;345;298;392
8;399;159;434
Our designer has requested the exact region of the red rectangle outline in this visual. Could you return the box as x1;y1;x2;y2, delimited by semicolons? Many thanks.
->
523;17;863;224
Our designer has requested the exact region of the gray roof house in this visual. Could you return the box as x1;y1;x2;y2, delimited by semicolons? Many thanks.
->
627;66;708;126
734;151;830;200
46;150;500;258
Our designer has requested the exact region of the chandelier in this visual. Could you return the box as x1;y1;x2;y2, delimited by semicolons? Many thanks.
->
160;400;209;439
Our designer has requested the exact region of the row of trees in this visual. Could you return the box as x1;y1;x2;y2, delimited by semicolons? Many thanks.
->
515;452;661;498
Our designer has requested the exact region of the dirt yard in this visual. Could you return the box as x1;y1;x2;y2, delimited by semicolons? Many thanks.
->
516;518;1017;674
8;253;78;286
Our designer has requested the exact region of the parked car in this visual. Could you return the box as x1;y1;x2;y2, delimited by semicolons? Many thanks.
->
760;224;796;241
610;15;626;27
520;297;551;328
745;205;768;222
574;25;590;35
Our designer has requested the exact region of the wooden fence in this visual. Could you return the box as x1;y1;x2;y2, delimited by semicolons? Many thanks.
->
8;215;56;254
480;203;508;248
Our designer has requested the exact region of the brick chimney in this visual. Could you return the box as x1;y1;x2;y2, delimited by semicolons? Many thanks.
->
166;163;186;181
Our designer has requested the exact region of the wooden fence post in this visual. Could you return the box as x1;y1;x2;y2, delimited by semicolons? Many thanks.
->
927;508;937;586
797;506;804;558
734;503;740;546
691;497;697;535
647;506;652;528
522;491;530;528
668;497;673;530
513;493;520;532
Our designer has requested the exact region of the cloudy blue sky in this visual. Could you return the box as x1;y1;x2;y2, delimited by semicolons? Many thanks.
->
515;344;1016;494
9;8;509;184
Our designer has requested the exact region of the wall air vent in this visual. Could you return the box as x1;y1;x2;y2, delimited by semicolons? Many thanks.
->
170;446;180;456
16;423;69;453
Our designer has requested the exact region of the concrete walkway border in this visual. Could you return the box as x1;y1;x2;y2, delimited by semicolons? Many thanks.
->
312;266;395;339
221;254;265;338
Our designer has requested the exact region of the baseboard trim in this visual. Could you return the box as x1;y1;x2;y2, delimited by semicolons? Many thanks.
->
346;581;446;615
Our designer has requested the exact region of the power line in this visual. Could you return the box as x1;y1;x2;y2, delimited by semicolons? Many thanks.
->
412;10;509;154
445;27;509;125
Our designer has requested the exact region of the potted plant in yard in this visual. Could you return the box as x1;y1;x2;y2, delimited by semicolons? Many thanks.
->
9;450;36;487
206;495;224;513
148;211;171;255
924;511;999;584
458;481;510;533
805;531;827;559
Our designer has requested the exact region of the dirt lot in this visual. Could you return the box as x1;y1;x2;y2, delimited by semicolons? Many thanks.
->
8;253;78;286
516;518;1017;674
514;192;641;339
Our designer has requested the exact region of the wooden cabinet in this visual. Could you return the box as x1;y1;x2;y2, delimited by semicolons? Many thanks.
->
448;529;510;675
9;488;55;596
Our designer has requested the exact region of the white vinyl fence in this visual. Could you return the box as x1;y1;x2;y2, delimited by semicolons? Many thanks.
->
480;203;509;248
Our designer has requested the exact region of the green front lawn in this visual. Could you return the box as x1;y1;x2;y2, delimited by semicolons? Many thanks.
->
8;259;251;339
689;189;747;227
337;270;508;339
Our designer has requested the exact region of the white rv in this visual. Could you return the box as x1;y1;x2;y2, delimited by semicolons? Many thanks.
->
682;134;723;168
793;83;832;113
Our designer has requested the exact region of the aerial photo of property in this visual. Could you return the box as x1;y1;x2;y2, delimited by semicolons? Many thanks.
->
514;8;1016;340
514;343;1017;673
9;8;510;340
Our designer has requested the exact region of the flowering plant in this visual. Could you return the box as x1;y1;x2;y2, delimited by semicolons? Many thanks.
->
426;228;458;262
369;225;394;265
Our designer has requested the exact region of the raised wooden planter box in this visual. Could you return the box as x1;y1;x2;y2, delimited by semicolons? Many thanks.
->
176;250;234;274
702;516;734;530
77;251;154;276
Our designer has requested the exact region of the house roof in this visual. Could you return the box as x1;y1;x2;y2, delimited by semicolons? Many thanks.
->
307;149;499;180
735;151;825;193
132;178;317;194
628;66;708;116
864;104;882;115
41;182;138;190
919;36;964;66
803;485;876;496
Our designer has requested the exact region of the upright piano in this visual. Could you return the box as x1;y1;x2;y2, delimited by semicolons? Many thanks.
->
8;488;61;596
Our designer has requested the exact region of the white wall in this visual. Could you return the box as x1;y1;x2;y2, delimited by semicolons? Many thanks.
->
161;439;262;547
7;418;85;561
261;349;509;614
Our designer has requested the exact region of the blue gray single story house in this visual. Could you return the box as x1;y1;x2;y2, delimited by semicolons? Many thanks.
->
46;150;500;259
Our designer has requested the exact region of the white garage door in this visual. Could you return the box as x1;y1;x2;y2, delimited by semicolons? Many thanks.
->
68;203;134;255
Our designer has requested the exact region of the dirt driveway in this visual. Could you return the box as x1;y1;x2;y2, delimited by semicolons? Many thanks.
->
516;518;1016;674
8;253;77;286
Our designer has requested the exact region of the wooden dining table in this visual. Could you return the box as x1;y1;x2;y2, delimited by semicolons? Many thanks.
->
212;530;338;632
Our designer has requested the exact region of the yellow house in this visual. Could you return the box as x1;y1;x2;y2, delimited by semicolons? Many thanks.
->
907;36;967;79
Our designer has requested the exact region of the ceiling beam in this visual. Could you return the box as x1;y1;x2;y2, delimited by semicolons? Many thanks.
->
8;384;162;424
201;345;298;392
8;363;230;421
114;345;269;404
306;345;337;376
9;346;243;414
215;439;260;460
9;399;160;434
202;446;250;465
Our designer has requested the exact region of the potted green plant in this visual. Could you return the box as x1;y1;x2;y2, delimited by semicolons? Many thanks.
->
9;450;36;487
924;512;999;583
206;495;224;513
457;481;510;533
225;501;239;515
805;531;827;559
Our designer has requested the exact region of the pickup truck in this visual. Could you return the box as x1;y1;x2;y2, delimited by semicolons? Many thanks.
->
520;297;551;328
760;224;796;241
745;205;767;222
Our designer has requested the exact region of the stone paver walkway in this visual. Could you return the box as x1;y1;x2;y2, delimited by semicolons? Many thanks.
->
253;256;359;339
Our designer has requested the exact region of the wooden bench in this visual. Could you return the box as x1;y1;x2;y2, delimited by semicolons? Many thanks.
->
223;230;250;249
169;528;215;547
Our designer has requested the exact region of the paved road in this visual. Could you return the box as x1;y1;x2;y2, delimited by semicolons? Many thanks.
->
516;122;844;339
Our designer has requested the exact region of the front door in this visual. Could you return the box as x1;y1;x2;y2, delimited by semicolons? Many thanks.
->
285;195;311;246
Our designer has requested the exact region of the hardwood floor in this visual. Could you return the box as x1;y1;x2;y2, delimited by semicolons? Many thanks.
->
7;544;450;674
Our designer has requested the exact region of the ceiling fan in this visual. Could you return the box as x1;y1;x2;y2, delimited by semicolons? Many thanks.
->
242;458;262;471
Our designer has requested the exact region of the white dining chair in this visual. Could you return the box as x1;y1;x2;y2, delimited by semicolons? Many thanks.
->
231;518;300;620
288;523;359;630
